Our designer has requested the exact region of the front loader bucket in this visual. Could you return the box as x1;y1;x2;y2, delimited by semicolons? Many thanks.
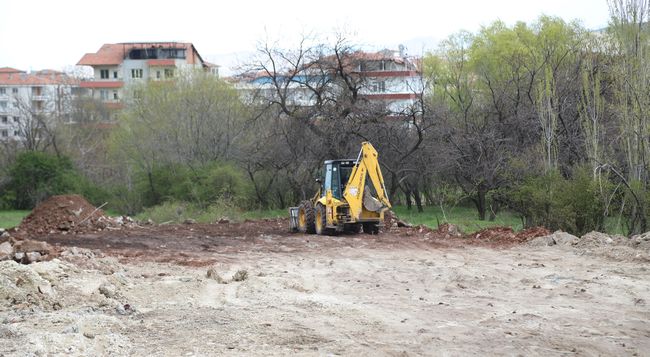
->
288;207;299;232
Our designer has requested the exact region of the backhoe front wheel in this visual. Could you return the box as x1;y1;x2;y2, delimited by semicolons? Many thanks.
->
298;201;315;234
315;204;330;235
362;222;379;235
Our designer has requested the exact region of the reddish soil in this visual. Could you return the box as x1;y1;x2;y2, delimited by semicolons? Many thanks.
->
13;199;556;266
26;217;544;267
16;195;111;235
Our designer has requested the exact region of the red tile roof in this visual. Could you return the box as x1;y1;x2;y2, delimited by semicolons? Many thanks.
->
0;69;78;86
77;42;205;66
0;67;25;74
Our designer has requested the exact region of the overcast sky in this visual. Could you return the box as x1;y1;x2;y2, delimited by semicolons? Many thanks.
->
0;0;611;75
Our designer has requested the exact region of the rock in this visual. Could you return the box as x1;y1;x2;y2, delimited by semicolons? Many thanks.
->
25;252;43;264
116;303;135;315
13;240;52;255
183;219;196;225
396;220;412;228
551;231;580;246
0;242;13;261
98;284;117;298
527;235;556;247
206;267;226;283
1;231;9;238
527;231;579;247
232;270;248;282
218;218;230;224
436;223;462;237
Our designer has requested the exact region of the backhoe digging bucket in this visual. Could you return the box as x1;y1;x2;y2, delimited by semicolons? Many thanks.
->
288;207;299;232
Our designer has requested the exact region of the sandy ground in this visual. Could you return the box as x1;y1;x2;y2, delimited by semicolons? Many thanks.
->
1;224;649;356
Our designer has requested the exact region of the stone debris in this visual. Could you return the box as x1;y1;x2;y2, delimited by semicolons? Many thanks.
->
527;231;579;247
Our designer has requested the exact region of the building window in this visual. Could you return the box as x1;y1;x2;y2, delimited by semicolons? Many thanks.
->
13;116;19;122
379;61;386;71
100;69;109;79
13;130;19;136
0;101;6;109
156;71;161;79
113;71;118;79
100;90;109;101
1;130;7;137
12;102;18;108
113;91;119;100
32;86;43;96
0;88;5;95
131;69;143;79
370;81;386;93
1;116;6;123
12;88;17;94
164;69;174;78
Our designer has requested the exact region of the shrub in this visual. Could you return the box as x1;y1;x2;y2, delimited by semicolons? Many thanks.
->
134;161;253;209
508;167;607;235
1;151;101;209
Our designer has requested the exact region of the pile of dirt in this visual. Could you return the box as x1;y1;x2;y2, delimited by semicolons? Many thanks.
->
467;226;552;245
574;231;628;248
0;260;61;310
466;226;516;242
15;195;132;235
515;226;551;241
435;223;463;238
630;232;650;250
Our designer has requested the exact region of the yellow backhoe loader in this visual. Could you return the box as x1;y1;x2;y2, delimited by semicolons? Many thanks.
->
289;142;391;235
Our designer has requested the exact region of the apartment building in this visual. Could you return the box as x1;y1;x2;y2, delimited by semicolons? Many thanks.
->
235;48;422;116
76;42;211;110
0;67;78;141
354;49;422;114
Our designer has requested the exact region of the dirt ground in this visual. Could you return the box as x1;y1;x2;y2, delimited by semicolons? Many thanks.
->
1;218;650;356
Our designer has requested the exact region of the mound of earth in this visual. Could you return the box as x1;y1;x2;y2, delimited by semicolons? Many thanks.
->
16;195;130;236
575;231;628;248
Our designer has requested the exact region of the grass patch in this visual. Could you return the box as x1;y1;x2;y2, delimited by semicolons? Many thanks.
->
392;205;522;234
0;210;31;229
135;201;287;224
240;208;287;221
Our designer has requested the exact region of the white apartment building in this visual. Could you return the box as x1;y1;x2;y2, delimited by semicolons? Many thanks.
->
235;49;422;116
0;67;77;141
76;42;213;111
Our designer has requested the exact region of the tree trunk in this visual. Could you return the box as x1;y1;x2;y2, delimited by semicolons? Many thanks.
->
413;187;424;213
475;187;487;221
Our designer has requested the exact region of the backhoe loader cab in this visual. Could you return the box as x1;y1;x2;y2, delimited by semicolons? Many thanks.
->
289;142;392;235
320;160;355;200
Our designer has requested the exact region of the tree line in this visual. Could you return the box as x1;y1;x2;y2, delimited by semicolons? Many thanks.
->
1;0;648;235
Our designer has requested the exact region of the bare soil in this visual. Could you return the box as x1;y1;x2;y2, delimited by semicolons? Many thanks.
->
1;217;649;356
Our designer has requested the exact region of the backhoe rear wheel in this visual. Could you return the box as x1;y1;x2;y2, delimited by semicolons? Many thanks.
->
298;201;315;234
315;204;329;235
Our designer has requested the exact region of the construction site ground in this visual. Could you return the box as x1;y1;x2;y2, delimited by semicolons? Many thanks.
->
2;217;650;356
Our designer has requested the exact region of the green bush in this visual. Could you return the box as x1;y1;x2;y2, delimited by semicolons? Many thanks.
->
1;151;106;210
135;161;253;209
508;167;607;235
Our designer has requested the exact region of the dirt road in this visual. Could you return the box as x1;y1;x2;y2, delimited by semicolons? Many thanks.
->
1;221;649;356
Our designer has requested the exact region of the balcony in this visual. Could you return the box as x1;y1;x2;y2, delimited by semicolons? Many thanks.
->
80;80;124;89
